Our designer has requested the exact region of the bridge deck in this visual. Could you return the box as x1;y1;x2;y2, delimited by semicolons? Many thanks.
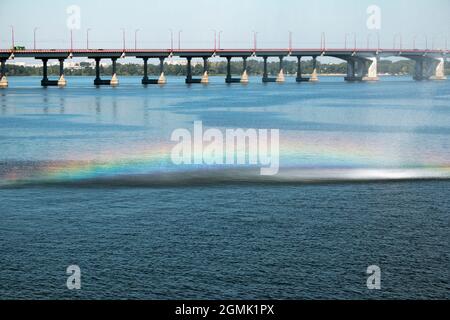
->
0;48;447;60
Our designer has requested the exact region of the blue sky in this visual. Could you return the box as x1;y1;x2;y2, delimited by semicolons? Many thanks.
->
1;0;449;50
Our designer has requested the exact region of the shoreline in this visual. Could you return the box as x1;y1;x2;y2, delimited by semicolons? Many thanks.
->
3;74;416;78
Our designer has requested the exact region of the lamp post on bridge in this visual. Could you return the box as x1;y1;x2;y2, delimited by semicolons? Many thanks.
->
121;28;126;51
86;28;91;50
218;31;223;50
253;31;258;52
393;34;402;50
431;35;444;51
135;29;140;50
414;35;429;50
212;29;217;51
321;32;326;51
70;29;73;52
345;33;355;51
367;33;380;50
376;32;380;51
178;30;182;50
10;25;15;50
289;31;293;52
169;29;174;52
431;35;448;51
33;27;39;50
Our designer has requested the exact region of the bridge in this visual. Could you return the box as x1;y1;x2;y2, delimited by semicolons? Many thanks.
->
0;48;447;87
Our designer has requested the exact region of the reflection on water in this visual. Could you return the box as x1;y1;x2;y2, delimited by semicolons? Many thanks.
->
1;93;6;115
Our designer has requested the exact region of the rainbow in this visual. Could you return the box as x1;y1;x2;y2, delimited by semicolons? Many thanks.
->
2;135;450;186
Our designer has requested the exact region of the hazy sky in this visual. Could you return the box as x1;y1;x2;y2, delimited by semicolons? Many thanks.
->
1;0;449;50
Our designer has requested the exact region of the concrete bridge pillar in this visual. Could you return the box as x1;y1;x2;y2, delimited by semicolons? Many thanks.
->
345;59;365;82
93;58;116;86
94;58;110;86
57;59;67;87
0;60;7;88
414;60;424;81
241;57;249;83
355;60;365;78
346;60;355;81
413;58;426;81
413;57;447;81
363;57;379;81
41;58;49;86
40;58;60;87
262;57;269;82
186;57;193;84
225;56;248;83
262;57;277;83
310;56;319;82
158;57;166;84
226;57;232;83
142;57;167;85
413;59;427;81
296;56;310;82
110;58;119;86
142;58;149;83
201;57;209;84
94;58;102;85
276;56;285;83
39;58;62;87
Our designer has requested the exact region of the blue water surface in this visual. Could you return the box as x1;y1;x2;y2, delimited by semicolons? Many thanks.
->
0;75;449;299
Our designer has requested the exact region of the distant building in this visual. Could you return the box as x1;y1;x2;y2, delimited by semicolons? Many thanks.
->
166;59;188;66
7;61;27;67
65;61;83;70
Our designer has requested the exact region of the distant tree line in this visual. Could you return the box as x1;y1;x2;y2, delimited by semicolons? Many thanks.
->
4;60;450;77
